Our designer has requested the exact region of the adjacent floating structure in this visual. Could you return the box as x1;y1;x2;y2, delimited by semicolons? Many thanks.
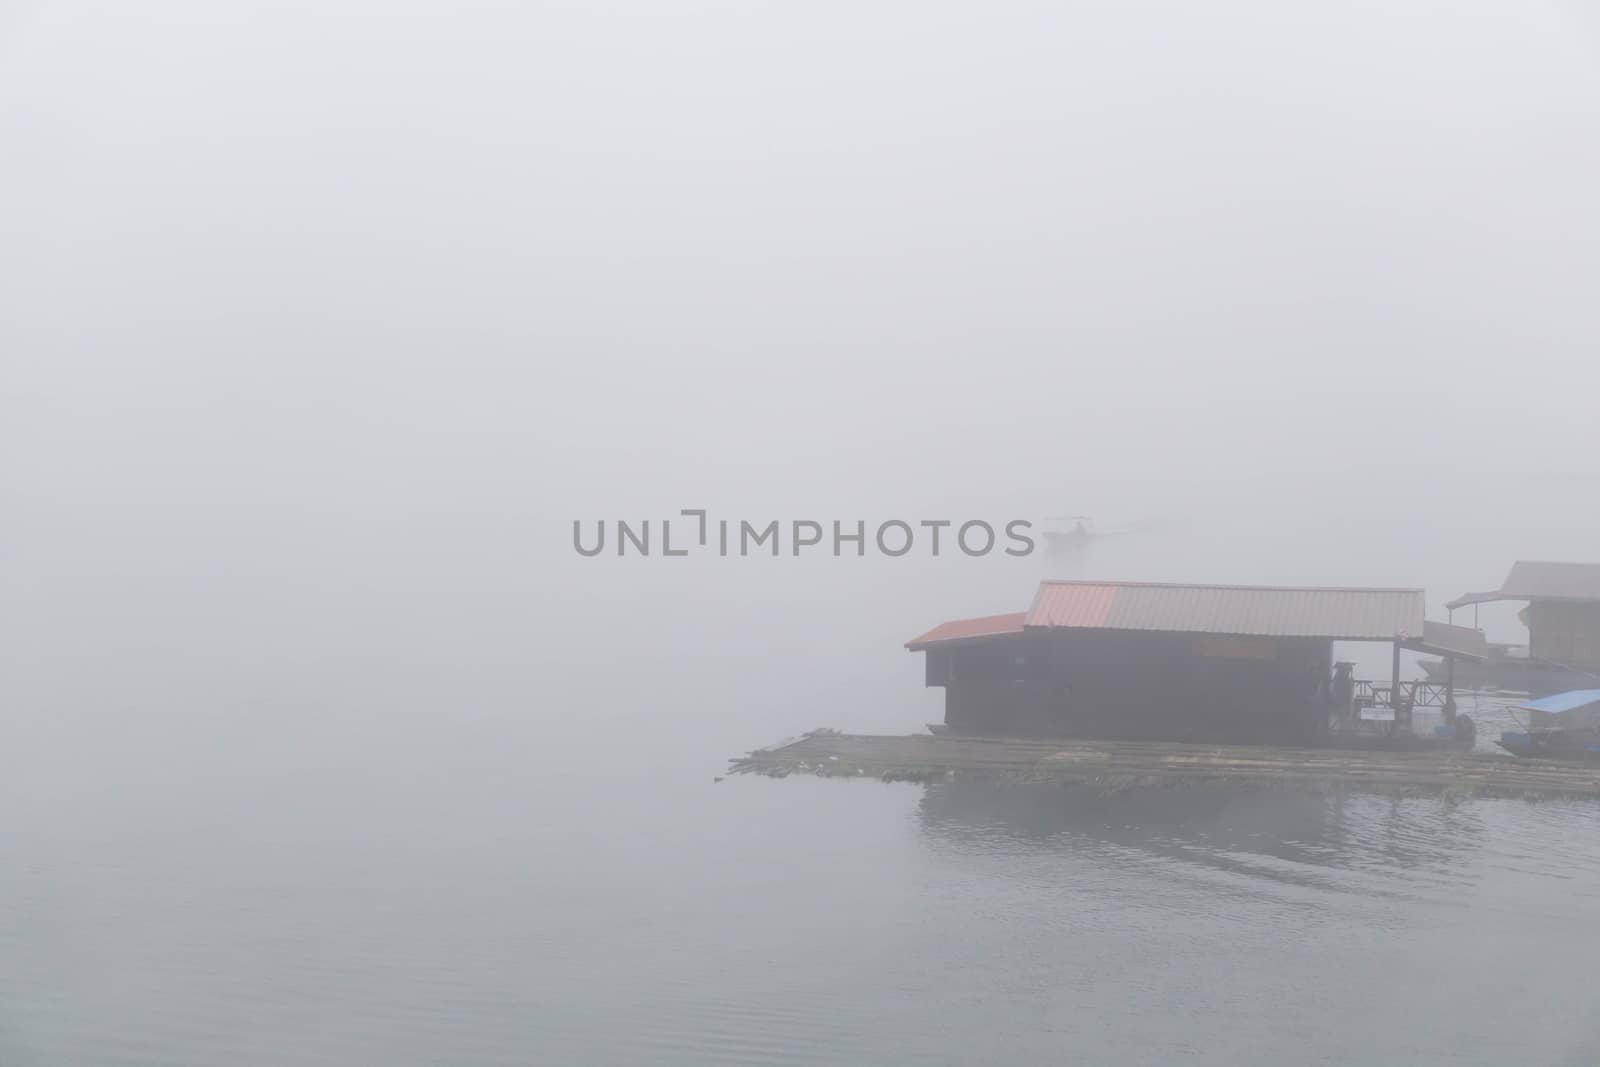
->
906;580;1484;745
1440;561;1600;693
729;731;1600;799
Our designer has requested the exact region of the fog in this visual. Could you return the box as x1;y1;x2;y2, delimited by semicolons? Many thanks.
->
6;1;1600;751
7;3;1600;1063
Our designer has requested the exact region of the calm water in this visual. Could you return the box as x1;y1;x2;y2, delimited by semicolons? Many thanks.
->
3;697;1600;1066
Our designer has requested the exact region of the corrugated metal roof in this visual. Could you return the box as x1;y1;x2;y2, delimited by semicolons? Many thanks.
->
1027;583;1117;628
1499;561;1600;602
905;612;1027;650
1518;689;1600;715
1026;580;1424;640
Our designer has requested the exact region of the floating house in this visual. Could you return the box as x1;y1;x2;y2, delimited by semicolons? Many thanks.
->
907;580;1483;745
1448;561;1600;663
1441;562;1600;691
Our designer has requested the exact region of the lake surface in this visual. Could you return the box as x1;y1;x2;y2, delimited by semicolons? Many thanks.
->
3;696;1599;1066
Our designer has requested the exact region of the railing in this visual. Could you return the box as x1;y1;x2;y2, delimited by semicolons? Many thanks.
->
1353;679;1453;711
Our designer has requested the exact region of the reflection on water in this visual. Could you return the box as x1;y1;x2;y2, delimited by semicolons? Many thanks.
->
919;780;1490;897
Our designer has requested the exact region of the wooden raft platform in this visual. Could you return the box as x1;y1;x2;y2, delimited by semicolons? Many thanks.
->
729;731;1600;799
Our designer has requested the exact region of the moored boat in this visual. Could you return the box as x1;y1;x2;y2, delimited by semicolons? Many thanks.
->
1497;689;1600;760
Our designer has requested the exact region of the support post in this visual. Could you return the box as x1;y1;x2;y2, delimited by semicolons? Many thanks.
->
1391;639;1404;734
1444;655;1457;726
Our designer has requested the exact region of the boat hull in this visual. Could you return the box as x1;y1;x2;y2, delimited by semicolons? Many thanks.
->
1497;729;1600;761
1418;655;1597;696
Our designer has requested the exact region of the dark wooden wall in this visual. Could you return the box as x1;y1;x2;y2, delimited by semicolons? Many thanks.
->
932;630;1333;744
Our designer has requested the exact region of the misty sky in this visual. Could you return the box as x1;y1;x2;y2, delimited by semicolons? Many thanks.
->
5;2;1600;728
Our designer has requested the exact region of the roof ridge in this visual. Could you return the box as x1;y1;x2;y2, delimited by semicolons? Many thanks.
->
1036;579;1424;593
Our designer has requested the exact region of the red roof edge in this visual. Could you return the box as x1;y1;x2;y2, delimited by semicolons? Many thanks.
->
905;612;1028;650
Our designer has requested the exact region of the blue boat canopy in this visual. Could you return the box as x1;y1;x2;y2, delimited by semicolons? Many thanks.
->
1517;689;1600;716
